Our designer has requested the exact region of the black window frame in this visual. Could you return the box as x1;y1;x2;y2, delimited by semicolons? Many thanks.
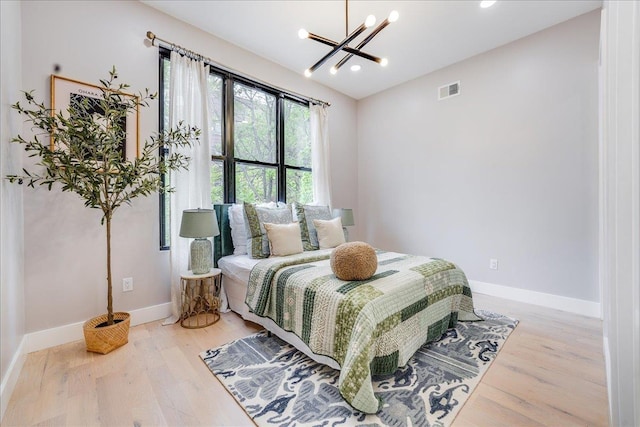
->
159;48;312;249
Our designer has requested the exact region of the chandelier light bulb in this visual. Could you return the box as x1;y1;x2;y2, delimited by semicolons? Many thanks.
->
480;0;497;8
350;64;361;72
365;15;376;28
330;66;338;75
388;10;399;22
304;69;312;78
298;29;309;39
380;58;388;67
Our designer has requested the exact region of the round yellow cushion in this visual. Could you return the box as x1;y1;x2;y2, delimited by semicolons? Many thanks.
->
330;241;378;281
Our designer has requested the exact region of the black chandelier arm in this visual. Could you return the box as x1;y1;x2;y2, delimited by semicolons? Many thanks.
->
307;32;382;63
306;21;370;75
333;18;392;72
333;53;354;72
307;33;338;46
360;18;392;48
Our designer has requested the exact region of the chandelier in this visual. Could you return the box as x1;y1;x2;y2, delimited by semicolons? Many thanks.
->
298;0;399;77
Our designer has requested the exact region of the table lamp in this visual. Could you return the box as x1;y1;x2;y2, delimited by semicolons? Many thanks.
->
179;208;219;274
332;208;355;241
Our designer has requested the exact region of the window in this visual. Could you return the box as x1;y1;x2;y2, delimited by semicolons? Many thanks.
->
234;82;277;203
159;50;313;248
284;100;312;203
207;73;224;205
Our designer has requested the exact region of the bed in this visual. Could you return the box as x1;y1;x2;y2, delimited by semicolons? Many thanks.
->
213;204;479;414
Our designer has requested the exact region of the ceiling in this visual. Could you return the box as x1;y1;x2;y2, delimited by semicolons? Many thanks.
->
142;0;602;100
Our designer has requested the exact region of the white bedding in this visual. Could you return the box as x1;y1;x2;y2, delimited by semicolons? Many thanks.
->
218;254;260;285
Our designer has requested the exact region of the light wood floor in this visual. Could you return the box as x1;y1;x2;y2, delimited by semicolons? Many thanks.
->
2;293;609;426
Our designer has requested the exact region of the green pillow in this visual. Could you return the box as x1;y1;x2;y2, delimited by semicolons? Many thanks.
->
244;203;293;258
294;203;333;251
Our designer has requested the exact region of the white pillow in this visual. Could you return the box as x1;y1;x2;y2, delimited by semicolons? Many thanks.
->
313;217;346;249
263;222;304;257
228;204;247;255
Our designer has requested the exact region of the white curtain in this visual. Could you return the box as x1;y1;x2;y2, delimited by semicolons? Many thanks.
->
310;103;332;206
164;51;212;324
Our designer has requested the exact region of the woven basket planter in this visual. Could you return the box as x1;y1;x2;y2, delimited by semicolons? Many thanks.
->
83;312;130;354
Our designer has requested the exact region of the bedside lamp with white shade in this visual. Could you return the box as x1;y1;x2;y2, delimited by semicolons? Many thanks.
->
332;208;355;241
179;208;219;274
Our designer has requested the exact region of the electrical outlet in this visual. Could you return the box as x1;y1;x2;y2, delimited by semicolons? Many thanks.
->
489;259;498;270
122;277;133;292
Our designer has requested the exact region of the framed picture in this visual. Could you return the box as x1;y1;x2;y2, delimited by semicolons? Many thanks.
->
50;75;140;159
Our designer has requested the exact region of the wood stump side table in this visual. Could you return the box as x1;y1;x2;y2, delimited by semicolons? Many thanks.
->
180;268;221;328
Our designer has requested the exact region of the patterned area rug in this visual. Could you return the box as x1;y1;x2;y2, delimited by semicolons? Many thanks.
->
200;310;517;426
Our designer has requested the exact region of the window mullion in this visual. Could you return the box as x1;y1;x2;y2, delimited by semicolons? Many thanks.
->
225;76;235;203
285;165;312;172
277;95;286;202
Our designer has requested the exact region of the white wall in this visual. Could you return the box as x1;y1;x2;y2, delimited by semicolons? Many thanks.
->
600;1;640;425
19;0;357;333
357;11;600;304
0;0;25;419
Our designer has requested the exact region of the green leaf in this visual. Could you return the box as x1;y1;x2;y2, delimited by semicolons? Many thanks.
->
5;67;201;322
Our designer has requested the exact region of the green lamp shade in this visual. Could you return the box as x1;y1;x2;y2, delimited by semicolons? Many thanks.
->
179;209;219;238
180;209;219;274
332;208;355;227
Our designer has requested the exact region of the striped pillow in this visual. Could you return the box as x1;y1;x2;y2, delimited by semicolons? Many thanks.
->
244;203;293;258
294;204;333;251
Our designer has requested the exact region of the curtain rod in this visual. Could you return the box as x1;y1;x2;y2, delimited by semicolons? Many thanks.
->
145;31;330;107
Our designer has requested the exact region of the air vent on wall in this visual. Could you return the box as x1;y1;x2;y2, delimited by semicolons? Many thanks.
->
438;81;460;100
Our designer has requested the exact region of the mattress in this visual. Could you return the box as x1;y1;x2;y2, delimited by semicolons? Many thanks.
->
218;254;260;285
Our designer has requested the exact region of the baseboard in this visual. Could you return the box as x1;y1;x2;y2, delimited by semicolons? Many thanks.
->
469;280;601;318
0;336;26;422
25;302;172;354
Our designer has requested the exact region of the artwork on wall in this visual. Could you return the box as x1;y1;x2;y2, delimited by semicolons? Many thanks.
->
50;75;139;159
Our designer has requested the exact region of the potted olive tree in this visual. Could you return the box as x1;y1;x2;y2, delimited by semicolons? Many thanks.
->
7;67;199;354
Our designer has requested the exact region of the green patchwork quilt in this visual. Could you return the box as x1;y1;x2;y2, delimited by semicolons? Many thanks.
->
245;248;480;414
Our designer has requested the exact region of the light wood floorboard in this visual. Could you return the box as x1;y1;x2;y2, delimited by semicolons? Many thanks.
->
2;293;608;426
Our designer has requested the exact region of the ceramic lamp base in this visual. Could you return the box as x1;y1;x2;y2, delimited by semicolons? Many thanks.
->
190;238;212;274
